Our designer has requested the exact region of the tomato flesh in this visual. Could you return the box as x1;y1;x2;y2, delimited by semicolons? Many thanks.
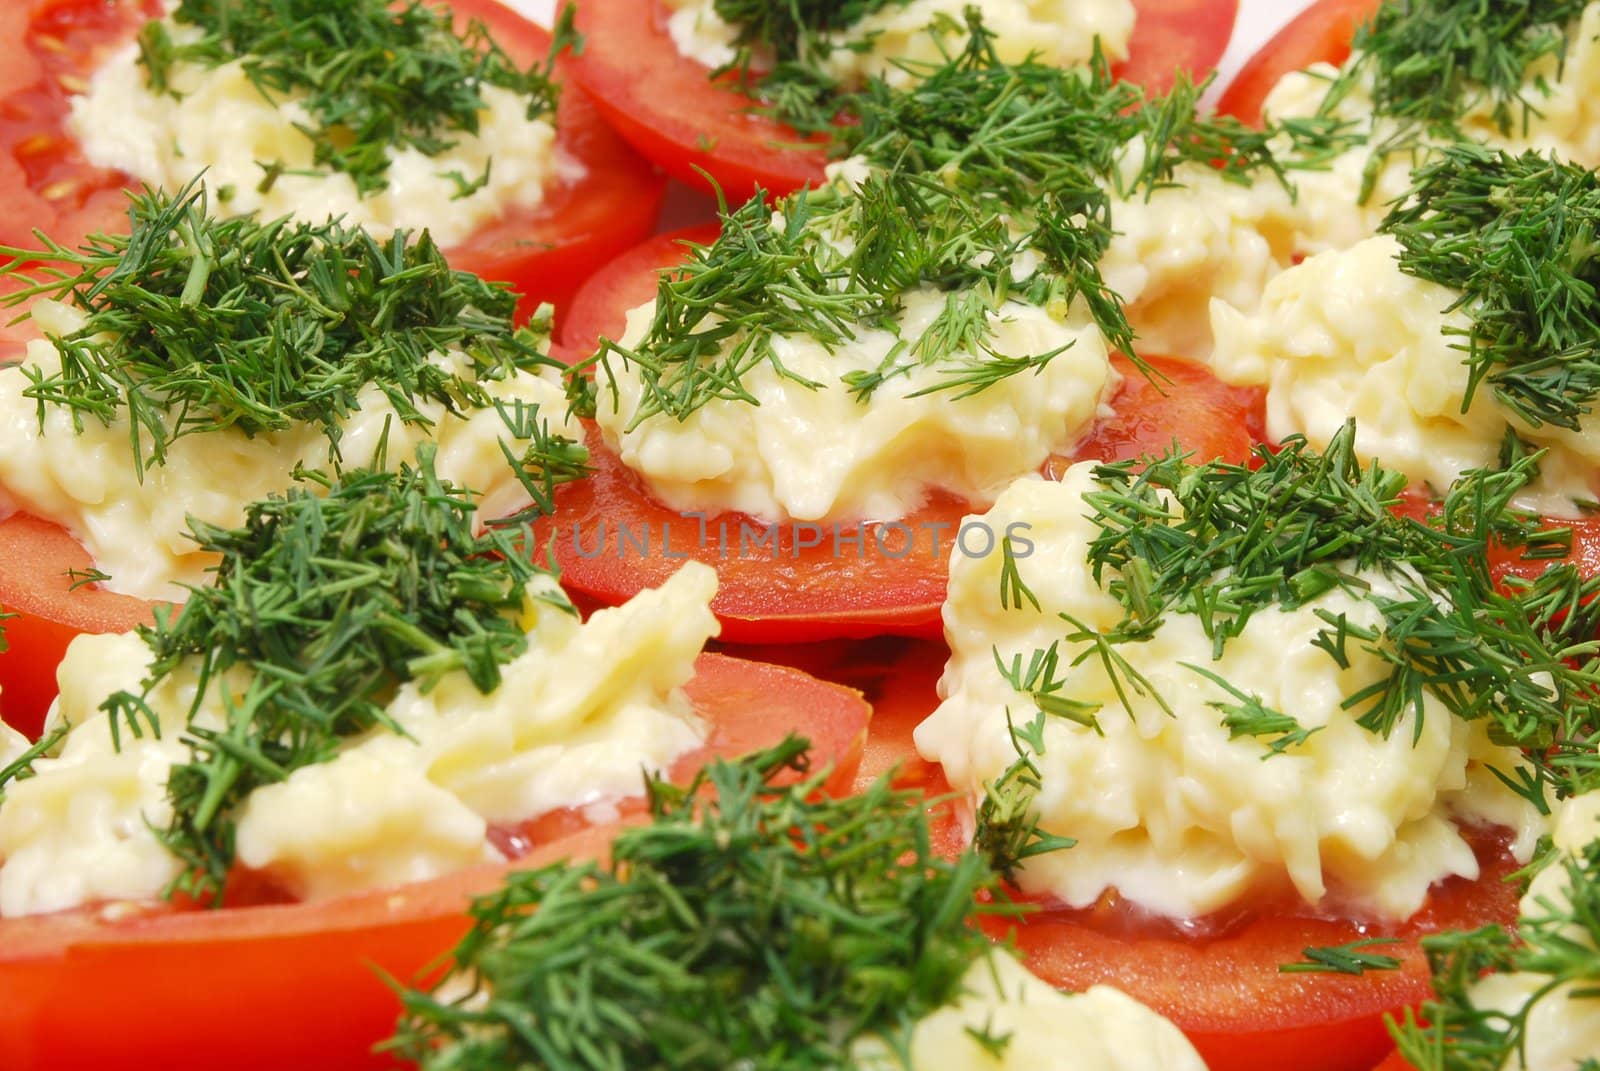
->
571;0;1240;200
990;828;1521;1071
0;512;160;737
1216;0;1381;125
0;0;664;322
0;651;869;1071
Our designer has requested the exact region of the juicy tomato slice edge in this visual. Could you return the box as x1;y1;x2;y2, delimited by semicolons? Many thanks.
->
0;651;870;1071
1215;0;1382;125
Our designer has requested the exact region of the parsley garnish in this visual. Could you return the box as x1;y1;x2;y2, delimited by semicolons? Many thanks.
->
1382;144;1600;432
140;0;570;194
389;736;1003;1070
102;447;573;902
0;182;569;480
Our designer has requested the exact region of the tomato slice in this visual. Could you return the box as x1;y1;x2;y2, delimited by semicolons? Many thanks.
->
0;0;665;321
987;829;1521;1071
0;512;160;738
0;651;869;1071
1215;0;1381;125
570;0;1241;200
542;227;1265;643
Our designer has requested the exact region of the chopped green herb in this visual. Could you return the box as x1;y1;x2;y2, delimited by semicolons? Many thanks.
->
1280;937;1403;976
973;709;1078;881
1383;144;1600;432
1392;817;1600;1070
1184;662;1322;758
101;446;573;902
0;726;66;806
0;182;574;481
389;736;1004;1070
140;0;571;194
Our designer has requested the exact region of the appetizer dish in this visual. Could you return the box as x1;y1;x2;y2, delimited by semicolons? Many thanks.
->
0;2;1597;1070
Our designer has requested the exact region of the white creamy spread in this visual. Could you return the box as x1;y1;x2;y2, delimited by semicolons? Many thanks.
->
1103;148;1300;361
663;0;1135;89
853;952;1208;1071
0;719;30;772
597;287;1115;525
69;25;560;246
1466;792;1600;1071
0;564;718;915
1261;3;1600;256
916;467;1543;920
0;299;583;599
1211;235;1600;512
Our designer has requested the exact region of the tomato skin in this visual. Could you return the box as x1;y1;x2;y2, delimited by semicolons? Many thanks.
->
1215;0;1382;125
570;0;1240;201
0;0;664;322
990;830;1521;1071
0;512;160;738
0;651;869;1071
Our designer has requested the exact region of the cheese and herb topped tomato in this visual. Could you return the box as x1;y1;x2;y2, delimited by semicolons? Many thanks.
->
0;456;716;916
0;183;587;598
1256;1;1600;255
916;428;1600;921
390;739;1208;1071
581;35;1320;525
661;0;1137;92
67;0;568;245
1214;145;1600;512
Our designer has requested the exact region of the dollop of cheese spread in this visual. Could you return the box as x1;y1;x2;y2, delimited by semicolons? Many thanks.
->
69;28;560;246
852;952;1207;1071
1261;3;1600;256
597;287;1115;525
662;0;1135;89
0;564;717;915
0;300;583;599
1211;235;1600;512
916;467;1543;921
1466;792;1600;1071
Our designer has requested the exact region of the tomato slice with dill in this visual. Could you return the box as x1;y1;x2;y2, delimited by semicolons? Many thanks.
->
0;651;869;1071
538;226;1265;643
1216;0;1382;125
0;0;665;321
569;0;1242;200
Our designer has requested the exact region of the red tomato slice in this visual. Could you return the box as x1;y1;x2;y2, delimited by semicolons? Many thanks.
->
0;513;160;738
541;228;1265;643
0;651;869;1071
988;828;1521;1071
1215;0;1381;125
0;0;665;321
570;0;1241;200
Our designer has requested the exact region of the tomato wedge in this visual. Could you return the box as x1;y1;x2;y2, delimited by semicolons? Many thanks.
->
0;651;869;1071
987;828;1522;1071
1216;0;1381;125
570;0;1241;200
0;0;665;320
540;227;1265;642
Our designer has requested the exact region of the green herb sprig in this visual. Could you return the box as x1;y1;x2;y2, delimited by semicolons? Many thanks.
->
1280;937;1404;976
102;446;573;902
389;736;1002;1071
0;182;574;481
1392;818;1600;1070
1382;144;1600;432
140;0;571;194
